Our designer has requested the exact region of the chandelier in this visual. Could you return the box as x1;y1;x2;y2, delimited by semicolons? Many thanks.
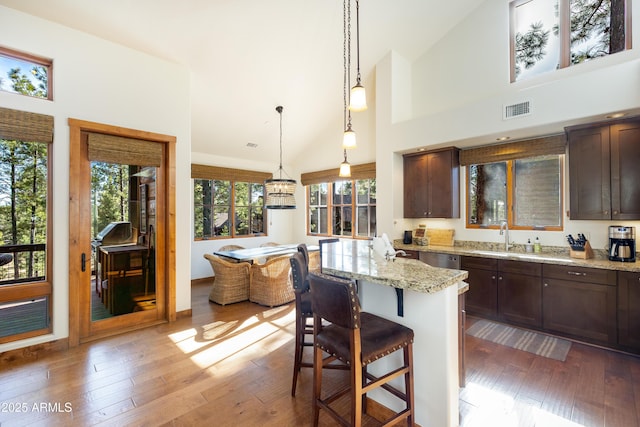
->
265;106;296;209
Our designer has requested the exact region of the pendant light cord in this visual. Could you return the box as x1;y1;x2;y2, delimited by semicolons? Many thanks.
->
276;105;283;179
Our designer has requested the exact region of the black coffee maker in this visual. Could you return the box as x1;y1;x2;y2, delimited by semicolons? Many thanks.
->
609;225;636;262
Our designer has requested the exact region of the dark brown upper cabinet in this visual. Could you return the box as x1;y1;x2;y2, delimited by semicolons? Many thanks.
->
403;147;460;218
567;118;640;220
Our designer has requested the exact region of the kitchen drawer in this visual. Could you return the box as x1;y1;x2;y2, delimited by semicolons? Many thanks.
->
498;259;541;277
461;256;498;271
543;264;616;285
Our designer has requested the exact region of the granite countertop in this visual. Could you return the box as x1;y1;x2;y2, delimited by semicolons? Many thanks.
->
393;239;640;272
321;239;468;294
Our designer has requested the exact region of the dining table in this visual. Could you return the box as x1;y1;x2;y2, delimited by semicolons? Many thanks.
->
213;244;319;264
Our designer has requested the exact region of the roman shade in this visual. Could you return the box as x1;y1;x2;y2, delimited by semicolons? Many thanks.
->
300;162;375;186
459;134;566;166
0;107;53;144
87;133;163;166
191;164;272;182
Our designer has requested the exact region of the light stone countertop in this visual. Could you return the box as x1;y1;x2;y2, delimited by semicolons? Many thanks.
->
321;239;468;294
393;239;640;272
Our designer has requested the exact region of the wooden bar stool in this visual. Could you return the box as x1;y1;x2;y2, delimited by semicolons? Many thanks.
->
290;249;347;396
308;272;415;426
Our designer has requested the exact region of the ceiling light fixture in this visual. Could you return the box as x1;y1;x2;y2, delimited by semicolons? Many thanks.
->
349;0;367;112
265;105;296;209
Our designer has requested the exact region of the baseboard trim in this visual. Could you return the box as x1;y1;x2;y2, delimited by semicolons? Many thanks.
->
191;277;212;286
176;308;192;319
0;338;69;365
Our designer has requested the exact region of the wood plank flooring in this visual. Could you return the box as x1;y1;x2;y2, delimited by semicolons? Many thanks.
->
461;316;640;427
1;281;640;426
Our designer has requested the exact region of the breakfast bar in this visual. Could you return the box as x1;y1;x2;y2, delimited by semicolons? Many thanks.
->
321;239;468;427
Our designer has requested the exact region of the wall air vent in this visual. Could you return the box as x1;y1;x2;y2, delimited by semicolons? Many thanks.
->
503;101;531;120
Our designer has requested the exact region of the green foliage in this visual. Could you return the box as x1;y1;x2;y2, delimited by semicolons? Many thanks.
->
0;139;48;246
8;65;48;99
515;22;550;78
91;162;129;237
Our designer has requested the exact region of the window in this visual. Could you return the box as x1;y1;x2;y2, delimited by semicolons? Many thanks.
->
467;155;563;229
0;107;53;343
192;165;270;240
0;46;52;100
308;178;376;238
510;0;631;82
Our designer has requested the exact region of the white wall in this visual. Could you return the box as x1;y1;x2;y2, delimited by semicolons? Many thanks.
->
376;0;640;252
0;6;192;352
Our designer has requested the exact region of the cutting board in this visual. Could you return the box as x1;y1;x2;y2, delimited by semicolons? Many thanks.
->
426;229;455;246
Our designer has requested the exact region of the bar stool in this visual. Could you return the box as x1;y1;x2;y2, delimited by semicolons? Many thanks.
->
290;250;347;396
308;272;415;426
290;251;314;396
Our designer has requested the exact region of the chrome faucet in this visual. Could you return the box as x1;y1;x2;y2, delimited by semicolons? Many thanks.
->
499;221;512;251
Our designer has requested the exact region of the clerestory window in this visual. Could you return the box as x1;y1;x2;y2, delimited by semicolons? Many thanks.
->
510;0;631;82
0;46;53;100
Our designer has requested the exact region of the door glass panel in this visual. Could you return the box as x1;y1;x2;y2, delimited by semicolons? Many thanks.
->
91;163;156;320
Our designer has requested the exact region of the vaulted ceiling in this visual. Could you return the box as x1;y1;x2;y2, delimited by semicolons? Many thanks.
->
0;0;485;164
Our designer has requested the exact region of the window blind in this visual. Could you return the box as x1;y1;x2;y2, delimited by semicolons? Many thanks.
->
300;162;376;186
0;107;53;144
87;133;163;166
191;164;272;183
459;134;566;166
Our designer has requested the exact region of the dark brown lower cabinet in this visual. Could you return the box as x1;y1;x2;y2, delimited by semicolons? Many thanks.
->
618;271;640;351
498;260;542;328
461;256;498;320
542;264;617;346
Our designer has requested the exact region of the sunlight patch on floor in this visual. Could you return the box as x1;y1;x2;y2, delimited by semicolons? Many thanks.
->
461;382;585;427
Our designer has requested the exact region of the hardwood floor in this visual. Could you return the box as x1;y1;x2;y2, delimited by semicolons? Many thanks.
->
461;316;640;427
1;281;640;426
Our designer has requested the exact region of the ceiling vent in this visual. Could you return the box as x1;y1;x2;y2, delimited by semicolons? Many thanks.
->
503;101;531;120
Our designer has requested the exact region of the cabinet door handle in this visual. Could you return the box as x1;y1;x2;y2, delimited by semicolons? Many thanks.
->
567;271;587;276
544;283;548;287
491;275;496;280
604;210;609;215
498;276;503;281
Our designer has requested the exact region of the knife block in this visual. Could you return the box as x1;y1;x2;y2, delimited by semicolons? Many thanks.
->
569;241;594;259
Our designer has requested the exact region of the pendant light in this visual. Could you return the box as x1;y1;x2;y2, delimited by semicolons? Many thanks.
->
349;0;367;112
265;105;296;209
339;149;351;177
340;0;354;176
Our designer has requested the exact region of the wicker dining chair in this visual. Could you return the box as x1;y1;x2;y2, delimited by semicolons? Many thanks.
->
203;253;251;305
249;254;295;307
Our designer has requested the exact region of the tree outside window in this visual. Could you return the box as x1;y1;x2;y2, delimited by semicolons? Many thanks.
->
307;179;376;238
511;0;629;82
468;155;562;229
194;179;265;239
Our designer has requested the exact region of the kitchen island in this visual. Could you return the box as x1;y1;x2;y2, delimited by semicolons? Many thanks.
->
322;239;468;427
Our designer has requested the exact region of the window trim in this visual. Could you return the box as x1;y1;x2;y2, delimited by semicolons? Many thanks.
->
465;156;564;231
0;131;53;344
0;46;54;101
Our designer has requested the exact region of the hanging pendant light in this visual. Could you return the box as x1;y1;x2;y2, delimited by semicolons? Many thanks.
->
339;149;351;178
339;0;353;177
342;119;357;149
349;0;367;112
265;105;296;209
